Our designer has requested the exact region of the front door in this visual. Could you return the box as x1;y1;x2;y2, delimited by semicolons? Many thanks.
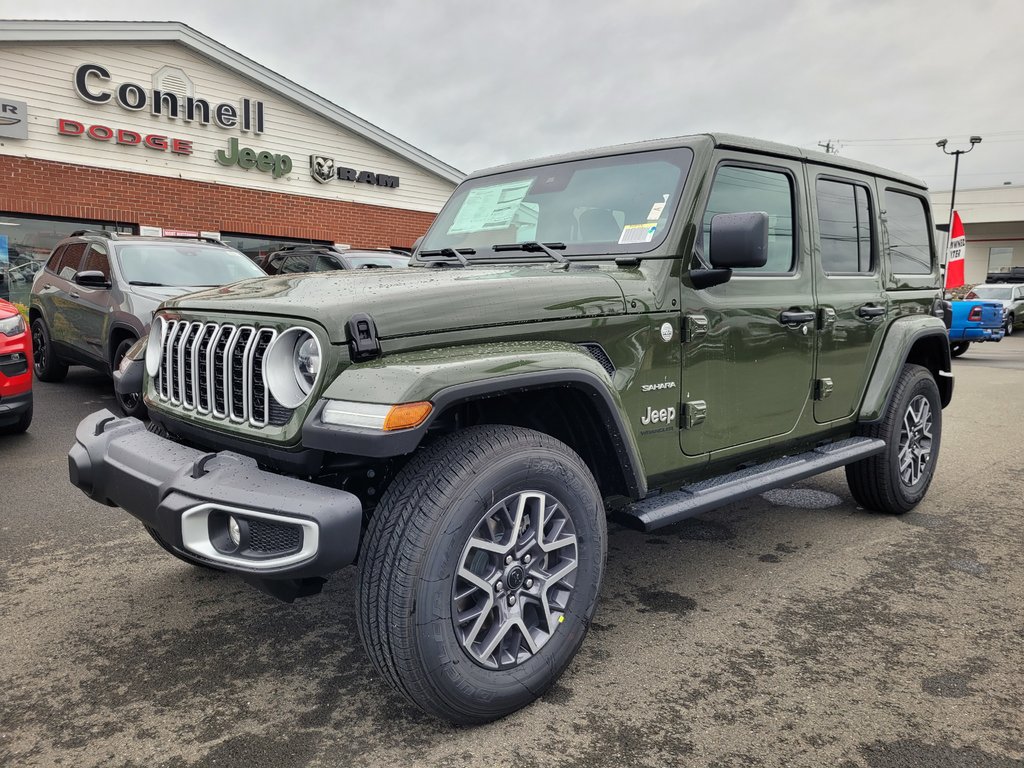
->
71;244;114;362
808;169;887;423
679;156;816;457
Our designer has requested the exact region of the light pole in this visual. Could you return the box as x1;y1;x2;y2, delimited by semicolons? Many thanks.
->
936;135;982;230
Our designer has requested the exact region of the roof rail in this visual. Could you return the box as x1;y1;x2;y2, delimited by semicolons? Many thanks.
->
69;229;119;239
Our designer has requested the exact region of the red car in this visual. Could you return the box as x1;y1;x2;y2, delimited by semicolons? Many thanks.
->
0;299;32;434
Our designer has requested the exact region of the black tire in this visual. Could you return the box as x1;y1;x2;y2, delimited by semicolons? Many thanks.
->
0;403;32;435
357;425;606;724
112;337;147;419
145;526;222;571
949;341;970;358
1005;314;1015;336
31;317;68;382
846;364;941;514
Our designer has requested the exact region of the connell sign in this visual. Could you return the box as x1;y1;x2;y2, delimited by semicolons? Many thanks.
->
73;63;266;134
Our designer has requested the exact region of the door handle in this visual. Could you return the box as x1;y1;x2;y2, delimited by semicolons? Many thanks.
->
857;304;886;319
69;291;80;299
779;309;816;326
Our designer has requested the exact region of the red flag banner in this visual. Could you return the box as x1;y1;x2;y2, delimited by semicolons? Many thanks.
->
945;211;966;290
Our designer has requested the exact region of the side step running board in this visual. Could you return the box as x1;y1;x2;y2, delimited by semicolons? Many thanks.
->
616;437;885;532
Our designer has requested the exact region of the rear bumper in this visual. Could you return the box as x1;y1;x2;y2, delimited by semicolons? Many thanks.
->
68;409;363;581
951;327;1004;343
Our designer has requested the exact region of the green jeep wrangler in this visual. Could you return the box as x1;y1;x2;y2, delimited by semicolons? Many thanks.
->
69;134;952;724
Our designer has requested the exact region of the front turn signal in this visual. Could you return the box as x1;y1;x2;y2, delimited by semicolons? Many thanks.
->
383;401;433;431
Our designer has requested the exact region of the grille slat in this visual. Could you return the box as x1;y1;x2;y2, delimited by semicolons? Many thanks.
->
155;319;290;428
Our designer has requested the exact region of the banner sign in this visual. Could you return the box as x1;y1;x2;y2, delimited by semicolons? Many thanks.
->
944;211;966;290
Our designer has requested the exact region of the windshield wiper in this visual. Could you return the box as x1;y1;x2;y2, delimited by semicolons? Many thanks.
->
128;280;166;286
418;247;475;267
492;241;569;266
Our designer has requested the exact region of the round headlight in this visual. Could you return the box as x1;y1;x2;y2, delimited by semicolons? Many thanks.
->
265;328;322;409
145;316;166;377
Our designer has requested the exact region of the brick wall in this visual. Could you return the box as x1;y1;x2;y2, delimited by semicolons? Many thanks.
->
0;155;438;247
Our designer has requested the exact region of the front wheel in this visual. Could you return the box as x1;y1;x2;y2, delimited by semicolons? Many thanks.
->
357;425;606;724
846;364;942;514
112;338;147;419
949;341;970;358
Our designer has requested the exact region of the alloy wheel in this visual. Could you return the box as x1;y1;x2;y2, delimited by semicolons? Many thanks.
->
898;394;933;487
452;490;578;670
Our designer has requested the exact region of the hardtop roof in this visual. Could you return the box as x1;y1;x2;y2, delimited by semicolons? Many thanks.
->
469;133;927;190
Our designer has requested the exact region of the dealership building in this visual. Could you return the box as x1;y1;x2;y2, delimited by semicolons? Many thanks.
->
0;19;462;304
930;186;1024;285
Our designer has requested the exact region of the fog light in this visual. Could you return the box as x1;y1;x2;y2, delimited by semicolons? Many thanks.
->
228;516;241;547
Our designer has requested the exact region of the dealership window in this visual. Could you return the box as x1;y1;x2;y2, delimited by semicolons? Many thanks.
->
220;233;329;263
988;246;1014;273
0;213;131;305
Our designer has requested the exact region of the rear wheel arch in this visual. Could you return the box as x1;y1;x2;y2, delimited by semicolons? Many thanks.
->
860;323;951;423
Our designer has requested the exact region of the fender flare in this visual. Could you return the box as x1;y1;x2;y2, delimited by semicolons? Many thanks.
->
301;343;647;498
859;318;952;424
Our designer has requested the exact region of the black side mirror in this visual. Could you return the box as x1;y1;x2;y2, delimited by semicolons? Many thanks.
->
709;212;769;269
75;270;111;289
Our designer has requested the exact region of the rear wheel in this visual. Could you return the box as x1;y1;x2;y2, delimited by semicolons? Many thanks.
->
1005;314;1015;336
357;425;606;724
949;341;970;358
846;364;941;514
112;337;147;419
31;317;68;382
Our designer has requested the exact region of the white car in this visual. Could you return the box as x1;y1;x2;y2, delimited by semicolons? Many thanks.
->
967;282;1024;336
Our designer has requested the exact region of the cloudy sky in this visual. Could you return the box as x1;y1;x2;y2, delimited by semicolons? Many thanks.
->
2;0;1022;190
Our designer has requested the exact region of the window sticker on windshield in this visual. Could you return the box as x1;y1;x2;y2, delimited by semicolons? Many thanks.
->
447;180;534;235
619;223;658;244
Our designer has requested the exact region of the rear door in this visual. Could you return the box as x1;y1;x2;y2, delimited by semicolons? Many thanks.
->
72;243;115;362
44;242;87;348
808;169;887;423
679;155;815;457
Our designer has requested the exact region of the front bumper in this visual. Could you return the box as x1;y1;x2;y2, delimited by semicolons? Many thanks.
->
0;390;32;427
68;409;363;584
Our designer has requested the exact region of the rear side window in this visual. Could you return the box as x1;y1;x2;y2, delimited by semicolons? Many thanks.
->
885;190;932;274
81;245;111;280
315;255;345;271
56;243;86;280
816;179;874;273
703;166;795;273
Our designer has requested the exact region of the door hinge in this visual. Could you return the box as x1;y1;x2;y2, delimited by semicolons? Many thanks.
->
683;400;707;428
819;307;837;331
815;378;834;400
683;314;709;342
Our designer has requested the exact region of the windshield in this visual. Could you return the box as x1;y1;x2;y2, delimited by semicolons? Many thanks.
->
345;253;410;269
970;285;1012;300
118;244;266;286
419;147;693;262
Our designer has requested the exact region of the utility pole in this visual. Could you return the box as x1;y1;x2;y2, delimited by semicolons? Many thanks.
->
817;140;838;155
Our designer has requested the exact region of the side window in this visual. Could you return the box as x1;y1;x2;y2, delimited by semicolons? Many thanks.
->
266;253;288;274
315;255;344;271
885;190;932;274
281;254;314;274
815;179;874;273
46;245;67;273
56;243;86;280
80;245;111;280
703;166;794;273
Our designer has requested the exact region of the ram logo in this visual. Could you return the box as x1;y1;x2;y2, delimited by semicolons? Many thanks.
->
310;155;335;184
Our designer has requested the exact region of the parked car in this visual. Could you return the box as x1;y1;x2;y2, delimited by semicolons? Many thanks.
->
0;299;32;434
71;133;952;724
948;299;1004;356
30;231;265;417
966;281;1024;336
258;244;410;275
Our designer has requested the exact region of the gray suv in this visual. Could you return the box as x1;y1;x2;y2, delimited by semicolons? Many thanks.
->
30;231;265;416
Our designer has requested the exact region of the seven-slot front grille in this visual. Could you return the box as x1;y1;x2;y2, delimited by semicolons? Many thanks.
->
155;319;290;427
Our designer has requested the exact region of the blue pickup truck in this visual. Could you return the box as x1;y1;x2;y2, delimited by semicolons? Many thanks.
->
949;299;1004;357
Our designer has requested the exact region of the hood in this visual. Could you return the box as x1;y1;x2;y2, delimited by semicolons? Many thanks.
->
129;285;203;302
160;265;627;342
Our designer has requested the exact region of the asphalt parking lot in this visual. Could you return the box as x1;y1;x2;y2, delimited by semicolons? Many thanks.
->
2;338;1023;768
